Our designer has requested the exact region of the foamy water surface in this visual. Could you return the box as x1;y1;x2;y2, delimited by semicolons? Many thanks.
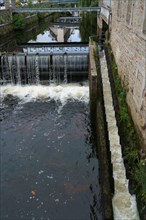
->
0;83;89;106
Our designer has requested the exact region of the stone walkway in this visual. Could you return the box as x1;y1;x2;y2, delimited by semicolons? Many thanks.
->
100;52;140;220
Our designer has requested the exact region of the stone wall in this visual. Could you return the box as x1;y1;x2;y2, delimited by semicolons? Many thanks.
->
0;9;12;25
0;11;38;37
0;9;13;36
4;0;15;9
110;0;146;149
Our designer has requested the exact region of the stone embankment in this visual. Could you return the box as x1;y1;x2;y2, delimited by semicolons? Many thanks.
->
100;52;139;220
0;9;13;36
89;42;140;219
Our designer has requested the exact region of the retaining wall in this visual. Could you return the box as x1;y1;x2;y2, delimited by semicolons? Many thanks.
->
0;9;13;36
89;42;113;220
0;11;38;37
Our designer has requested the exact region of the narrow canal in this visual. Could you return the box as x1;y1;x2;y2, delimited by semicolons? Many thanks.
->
0;13;104;220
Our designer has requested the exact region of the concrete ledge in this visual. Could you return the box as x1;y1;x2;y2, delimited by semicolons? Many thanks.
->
89;42;113;219
100;51;140;220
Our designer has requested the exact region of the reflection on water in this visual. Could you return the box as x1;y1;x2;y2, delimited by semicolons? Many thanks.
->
0;17;82;52
0;13;96;52
68;29;81;42
0;83;103;220
28;30;57;43
28;28;81;43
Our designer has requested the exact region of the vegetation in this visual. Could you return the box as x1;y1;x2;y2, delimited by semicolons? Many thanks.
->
79;0;99;41
104;42;146;219
12;14;26;30
0;12;11;25
79;0;98;7
28;0;33;7
79;13;97;41
37;12;46;20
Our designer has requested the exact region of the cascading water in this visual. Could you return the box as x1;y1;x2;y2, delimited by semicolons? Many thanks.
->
63;53;67;84
0;53;88;85
0;54;10;83
35;54;40;85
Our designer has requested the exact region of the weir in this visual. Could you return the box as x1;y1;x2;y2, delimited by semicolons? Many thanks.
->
18;43;89;54
0;51;88;85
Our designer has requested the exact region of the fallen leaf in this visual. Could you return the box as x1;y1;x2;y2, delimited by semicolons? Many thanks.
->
31;190;37;196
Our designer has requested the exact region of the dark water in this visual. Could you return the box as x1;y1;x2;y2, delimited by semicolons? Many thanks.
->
0;84;103;220
0;11;102;220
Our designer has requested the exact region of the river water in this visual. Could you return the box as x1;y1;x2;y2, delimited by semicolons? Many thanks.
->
0;15;103;220
0;83;103;220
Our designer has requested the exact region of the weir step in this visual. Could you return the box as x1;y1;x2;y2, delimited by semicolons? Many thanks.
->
100;51;140;220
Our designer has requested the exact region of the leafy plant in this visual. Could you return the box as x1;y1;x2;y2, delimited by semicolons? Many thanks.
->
135;160;146;192
124;146;139;165
135;159;146;215
12;14;26;30
37;12;45;21
79;0;98;7
28;0;33;7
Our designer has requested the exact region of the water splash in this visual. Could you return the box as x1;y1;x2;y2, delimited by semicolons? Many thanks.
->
0;83;89;106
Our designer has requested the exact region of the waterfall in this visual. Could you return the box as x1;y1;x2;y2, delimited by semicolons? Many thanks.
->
52;55;57;84
1;54;11;84
48;55;53;84
0;53;88;85
27;55;32;84
64;53;67;84
10;55;16;83
35;54;40;85
16;56;21;84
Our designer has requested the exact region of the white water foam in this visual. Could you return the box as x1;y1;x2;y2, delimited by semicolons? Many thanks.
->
0;83;89;106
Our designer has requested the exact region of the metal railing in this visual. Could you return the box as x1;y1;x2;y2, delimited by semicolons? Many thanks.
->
13;7;101;13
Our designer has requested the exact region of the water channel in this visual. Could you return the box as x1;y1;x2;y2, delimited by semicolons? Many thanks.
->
0;13;104;220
